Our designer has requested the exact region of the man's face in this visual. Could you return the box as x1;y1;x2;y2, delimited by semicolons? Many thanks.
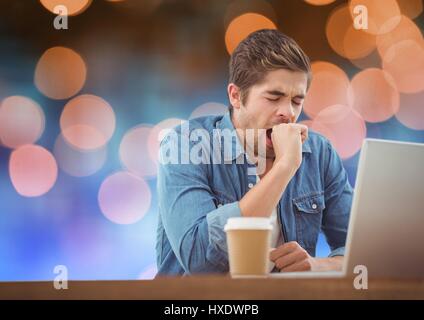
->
231;69;308;158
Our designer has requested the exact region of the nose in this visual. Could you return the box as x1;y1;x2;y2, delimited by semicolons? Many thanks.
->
276;101;295;122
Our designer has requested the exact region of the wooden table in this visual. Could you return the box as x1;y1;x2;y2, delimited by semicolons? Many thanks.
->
1;276;423;299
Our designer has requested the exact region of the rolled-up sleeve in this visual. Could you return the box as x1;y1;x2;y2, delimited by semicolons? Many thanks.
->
321;140;353;258
157;135;240;274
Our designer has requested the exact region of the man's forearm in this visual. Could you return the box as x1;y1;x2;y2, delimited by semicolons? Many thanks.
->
239;162;295;217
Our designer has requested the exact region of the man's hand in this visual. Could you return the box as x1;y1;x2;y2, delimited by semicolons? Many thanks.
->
270;241;344;272
270;241;316;272
238;124;308;218
271;123;308;174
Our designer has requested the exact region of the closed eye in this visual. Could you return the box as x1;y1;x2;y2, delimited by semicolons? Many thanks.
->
266;97;280;102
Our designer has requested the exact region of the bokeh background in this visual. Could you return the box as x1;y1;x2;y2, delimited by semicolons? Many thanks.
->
0;0;423;280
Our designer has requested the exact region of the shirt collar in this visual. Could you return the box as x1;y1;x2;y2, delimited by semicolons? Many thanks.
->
216;112;244;161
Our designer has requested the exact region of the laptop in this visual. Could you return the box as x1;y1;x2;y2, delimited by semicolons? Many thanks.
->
269;138;424;279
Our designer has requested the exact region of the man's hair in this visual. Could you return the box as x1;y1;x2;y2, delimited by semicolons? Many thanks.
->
228;29;311;112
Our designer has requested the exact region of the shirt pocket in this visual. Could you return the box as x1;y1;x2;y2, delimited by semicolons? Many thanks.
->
292;192;325;256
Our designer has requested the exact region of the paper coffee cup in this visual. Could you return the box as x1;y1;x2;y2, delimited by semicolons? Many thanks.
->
224;217;272;276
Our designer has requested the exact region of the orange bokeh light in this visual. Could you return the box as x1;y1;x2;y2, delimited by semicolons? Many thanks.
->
326;5;351;57
395;91;424;130
326;4;377;60
382;39;424;93
349;0;401;35
299;119;338;143
343;24;377;60
396;0;423;19
349;68;400;122
39;0;92;16
225;13;276;55
60;94;116;150
304;0;336;5
0;96;45;149
35;47;86;100
9;145;58;197
376;15;423;58
311;104;367;159
303;61;350;119
224;0;277;29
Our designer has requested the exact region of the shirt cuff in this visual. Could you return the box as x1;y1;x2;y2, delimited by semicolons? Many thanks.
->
206;201;241;255
328;246;345;257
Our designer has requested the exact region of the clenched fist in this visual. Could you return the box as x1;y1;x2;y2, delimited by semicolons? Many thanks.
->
271;123;308;174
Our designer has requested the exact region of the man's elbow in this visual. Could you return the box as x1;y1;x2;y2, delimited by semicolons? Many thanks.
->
178;241;228;275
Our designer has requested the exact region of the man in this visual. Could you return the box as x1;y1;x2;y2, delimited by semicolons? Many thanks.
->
156;29;353;275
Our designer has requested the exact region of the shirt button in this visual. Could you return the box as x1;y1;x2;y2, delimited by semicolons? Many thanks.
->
312;203;317;210
248;183;254;188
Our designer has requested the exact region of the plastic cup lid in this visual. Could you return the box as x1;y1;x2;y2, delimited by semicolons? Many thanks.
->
224;217;273;231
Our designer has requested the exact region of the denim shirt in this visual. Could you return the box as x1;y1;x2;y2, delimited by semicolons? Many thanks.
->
156;112;353;275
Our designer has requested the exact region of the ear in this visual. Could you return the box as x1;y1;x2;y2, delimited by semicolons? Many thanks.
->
227;83;242;110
